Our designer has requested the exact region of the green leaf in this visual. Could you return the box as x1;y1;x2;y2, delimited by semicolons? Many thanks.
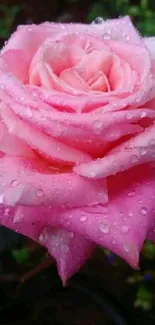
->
12;247;30;264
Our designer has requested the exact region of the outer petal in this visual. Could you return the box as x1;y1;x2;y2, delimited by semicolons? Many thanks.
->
39;227;94;285
0;205;94;284
54;165;155;268
2;17;141;61
144;37;155;58
1;103;91;166
0;49;29;83
1;81;153;157
0;121;36;158
74;125;155;179
0;156;107;207
0;165;154;280
1;164;154;270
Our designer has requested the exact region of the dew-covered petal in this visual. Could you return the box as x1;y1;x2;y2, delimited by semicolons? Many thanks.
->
91;16;141;43
38;227;94;285
0;49;29;83
4;86;153;156
0;165;154;274
0;121;36;158
59;68;90;92
0;155;107;207
108;40;151;80
144;37;155;58
1;103;91;165
0;205;95;284
74;125;155;179
42;164;155;268
2;17;141;61
3;164;154;269
38;62;89;95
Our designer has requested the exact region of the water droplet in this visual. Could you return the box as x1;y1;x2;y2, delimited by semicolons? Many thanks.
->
36;189;44;197
68;232;74;238
128;212;133;218
80;215;87;222
103;33;111;40
126;112;133;120
60;24;66;30
99;223;109;234
63;244;70;254
4;207;10;216
128;190;135;197
140;207;148;215
94;17;104;24
25;107;32;118
0;194;4;203
88;170;96;178
140;111;147;118
152;152;155;158
130;155;139;164
121;225;129;234
10;179;18;187
112;240;116;245
92;120;102;129
124;245;130;253
138;199;143;204
149;138;155;145
39;233;45;242
140;147;147;156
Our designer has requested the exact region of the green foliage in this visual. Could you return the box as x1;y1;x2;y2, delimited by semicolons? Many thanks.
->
0;5;22;38
142;241;155;259
12;247;30;264
87;0;155;36
134;286;153;310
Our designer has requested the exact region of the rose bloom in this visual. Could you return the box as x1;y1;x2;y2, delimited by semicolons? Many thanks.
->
0;16;155;284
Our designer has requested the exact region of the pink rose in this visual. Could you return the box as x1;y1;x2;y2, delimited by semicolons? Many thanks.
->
0;16;155;284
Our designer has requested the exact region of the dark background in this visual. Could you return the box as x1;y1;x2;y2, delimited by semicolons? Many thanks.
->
0;1;155;324
1;0;155;41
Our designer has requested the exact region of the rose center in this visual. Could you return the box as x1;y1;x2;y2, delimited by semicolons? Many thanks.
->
28;35;135;95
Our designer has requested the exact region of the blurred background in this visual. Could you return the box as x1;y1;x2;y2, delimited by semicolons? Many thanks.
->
1;0;155;42
0;0;155;324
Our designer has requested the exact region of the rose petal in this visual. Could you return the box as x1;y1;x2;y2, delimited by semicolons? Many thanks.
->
108;40;150;80
0;49;29;83
74;125;155;179
2;164;154;270
2;17;141;59
1;103;91;165
38;227;94;285
0;121;36;158
0;156;107;207
144;37;155;58
0;204;94;284
59;68;90;92
4;87;153;157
